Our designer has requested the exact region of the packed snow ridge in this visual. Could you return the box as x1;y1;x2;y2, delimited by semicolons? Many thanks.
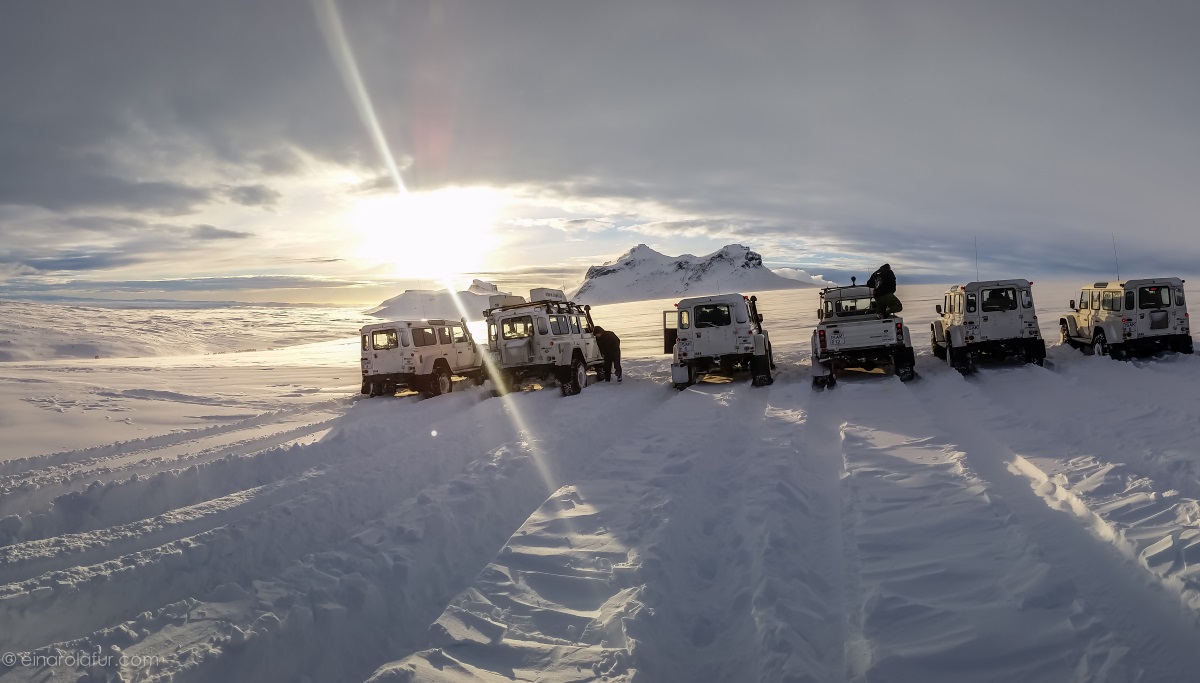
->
572;244;818;305
367;279;503;322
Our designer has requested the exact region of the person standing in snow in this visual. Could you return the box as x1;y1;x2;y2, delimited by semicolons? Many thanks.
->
592;326;623;382
867;263;903;317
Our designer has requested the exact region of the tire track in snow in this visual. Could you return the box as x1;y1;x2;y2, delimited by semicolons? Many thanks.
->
835;376;1159;682
48;382;677;683
904;372;1200;680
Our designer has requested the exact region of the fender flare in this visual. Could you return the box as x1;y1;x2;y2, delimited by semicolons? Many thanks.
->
1060;316;1079;338
931;320;947;344
946;325;969;347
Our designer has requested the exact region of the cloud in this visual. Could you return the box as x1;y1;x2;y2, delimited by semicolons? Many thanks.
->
192;224;252;240
774;268;839;287
223;184;282;208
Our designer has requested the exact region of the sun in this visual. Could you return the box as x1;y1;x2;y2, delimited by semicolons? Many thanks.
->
349;186;502;281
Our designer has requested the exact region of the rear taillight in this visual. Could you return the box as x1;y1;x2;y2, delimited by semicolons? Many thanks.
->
818;329;827;351
895;322;903;338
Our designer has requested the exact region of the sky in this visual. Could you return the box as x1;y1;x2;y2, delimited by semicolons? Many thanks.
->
2;0;1199;305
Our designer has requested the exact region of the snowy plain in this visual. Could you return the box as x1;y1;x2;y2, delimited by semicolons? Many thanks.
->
2;281;1200;682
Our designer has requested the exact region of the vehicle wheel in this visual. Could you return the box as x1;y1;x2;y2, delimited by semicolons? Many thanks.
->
750;354;773;387
1092;331;1109;358
898;366;916;382
812;376;826;390
932;332;947;360
361;380;371;396
1182;337;1195;355
562;357;586;396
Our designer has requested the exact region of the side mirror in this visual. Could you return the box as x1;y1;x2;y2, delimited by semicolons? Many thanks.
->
1069;300;1076;310
935;304;943;315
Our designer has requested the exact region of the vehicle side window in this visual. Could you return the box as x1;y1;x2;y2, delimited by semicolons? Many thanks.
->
400;330;410;347
488;323;497;342
437;327;451;344
1020;290;1032;308
412;327;437;347
1125;291;1135;310
570;316;582;334
735;303;749;324
451;325;468;343
1079;291;1089;309
501;316;534;340
943;295;949;314
537;317;549;335
1090;290;1100;310
695;304;732;327
361;334;368;351
581;317;592;333
373;330;399;349
549;315;565;335
966;293;977;313
1103;291;1119;312
1176;288;1186;307
679;310;690;328
1139;286;1171;309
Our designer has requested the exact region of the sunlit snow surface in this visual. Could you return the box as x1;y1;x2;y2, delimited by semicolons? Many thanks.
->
3;284;1200;683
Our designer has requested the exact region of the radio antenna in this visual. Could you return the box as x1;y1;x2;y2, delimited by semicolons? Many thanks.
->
1112;233;1121;280
974;236;980;281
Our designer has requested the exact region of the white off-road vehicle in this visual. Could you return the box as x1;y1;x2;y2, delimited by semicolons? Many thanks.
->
810;280;916;389
483;288;605;396
662;293;774;389
1060;278;1193;358
930;279;1046;373
360;319;483;398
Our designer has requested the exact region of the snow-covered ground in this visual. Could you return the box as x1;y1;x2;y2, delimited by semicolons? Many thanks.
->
4;283;1200;682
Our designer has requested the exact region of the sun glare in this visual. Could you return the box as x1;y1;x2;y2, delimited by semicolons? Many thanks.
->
349;187;501;281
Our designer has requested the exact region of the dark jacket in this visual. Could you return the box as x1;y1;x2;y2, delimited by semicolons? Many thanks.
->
596;330;621;358
867;264;897;297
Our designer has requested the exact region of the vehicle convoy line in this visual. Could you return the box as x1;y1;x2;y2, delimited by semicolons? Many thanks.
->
907;372;1200;679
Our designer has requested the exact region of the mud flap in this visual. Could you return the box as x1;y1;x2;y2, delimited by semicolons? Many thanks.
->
671;363;691;385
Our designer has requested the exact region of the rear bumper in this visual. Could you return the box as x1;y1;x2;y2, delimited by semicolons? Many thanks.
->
1117;334;1193;354
815;344;913;370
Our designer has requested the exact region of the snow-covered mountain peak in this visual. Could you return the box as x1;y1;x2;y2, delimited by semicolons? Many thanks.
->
572;244;814;305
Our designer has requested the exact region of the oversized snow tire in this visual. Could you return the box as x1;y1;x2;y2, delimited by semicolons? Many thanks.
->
932;332;947;360
562;357;586;396
750;353;774;387
424;365;452;397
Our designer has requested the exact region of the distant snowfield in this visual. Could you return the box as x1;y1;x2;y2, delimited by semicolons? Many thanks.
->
4;284;1200;682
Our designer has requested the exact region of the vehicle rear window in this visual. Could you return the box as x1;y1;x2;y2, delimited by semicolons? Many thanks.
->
1020;290;1033;308
361;334;369;351
981;288;1017;312
1125;291;1134;310
1139;286;1171;309
694;304;732;326
826;298;875;317
412;327;438;347
1176;288;1186;307
966;293;977;313
502;316;534;340
679;310;690;329
372;330;399;350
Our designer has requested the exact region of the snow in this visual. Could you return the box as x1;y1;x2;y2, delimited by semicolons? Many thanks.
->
4;284;1200;682
571;244;815;305
367;280;504;322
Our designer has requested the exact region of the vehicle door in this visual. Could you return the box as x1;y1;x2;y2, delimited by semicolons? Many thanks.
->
367;328;402;375
1173;286;1188;335
960;292;977;340
449;324;476;370
1075;289;1092;338
499;315;534;365
692;302;737;356
577;315;600;362
979;287;1018;341
411;326;438;373
1136;284;1173;337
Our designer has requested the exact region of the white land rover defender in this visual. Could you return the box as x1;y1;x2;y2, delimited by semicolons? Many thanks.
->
930;279;1046;373
662;293;774;389
483;288;605;396
810;279;916;389
360;319;483;398
1060;278;1193;358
